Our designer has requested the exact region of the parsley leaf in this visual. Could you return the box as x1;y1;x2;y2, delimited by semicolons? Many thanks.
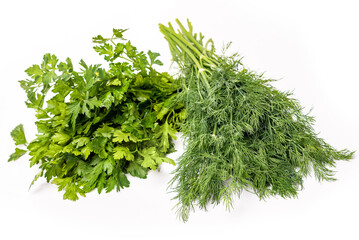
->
8;28;183;201
8;148;27;162
10;124;27;145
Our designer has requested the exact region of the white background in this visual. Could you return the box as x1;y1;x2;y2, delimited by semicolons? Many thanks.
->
0;0;358;239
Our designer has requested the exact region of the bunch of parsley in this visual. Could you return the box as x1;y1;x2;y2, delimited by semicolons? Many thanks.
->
9;29;184;200
159;19;354;222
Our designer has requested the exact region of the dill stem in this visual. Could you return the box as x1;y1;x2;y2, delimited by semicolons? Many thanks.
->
213;122;217;136
160;25;212;93
174;19;219;67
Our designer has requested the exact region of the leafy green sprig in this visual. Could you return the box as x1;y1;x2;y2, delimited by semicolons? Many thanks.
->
9;29;184;200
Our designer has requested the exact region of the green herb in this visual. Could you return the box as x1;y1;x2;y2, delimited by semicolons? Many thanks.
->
9;29;184;200
160;19;354;222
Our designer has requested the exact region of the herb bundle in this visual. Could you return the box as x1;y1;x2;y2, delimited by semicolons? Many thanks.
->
9;29;184;200
159;19;354;222
8;21;354;221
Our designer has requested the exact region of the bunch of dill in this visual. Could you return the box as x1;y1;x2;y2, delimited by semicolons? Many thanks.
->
160;19;354;222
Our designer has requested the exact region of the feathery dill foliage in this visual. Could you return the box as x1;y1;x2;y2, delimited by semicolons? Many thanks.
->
160;19;354;222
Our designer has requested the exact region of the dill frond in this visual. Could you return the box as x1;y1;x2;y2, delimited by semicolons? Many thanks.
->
160;19;354;222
